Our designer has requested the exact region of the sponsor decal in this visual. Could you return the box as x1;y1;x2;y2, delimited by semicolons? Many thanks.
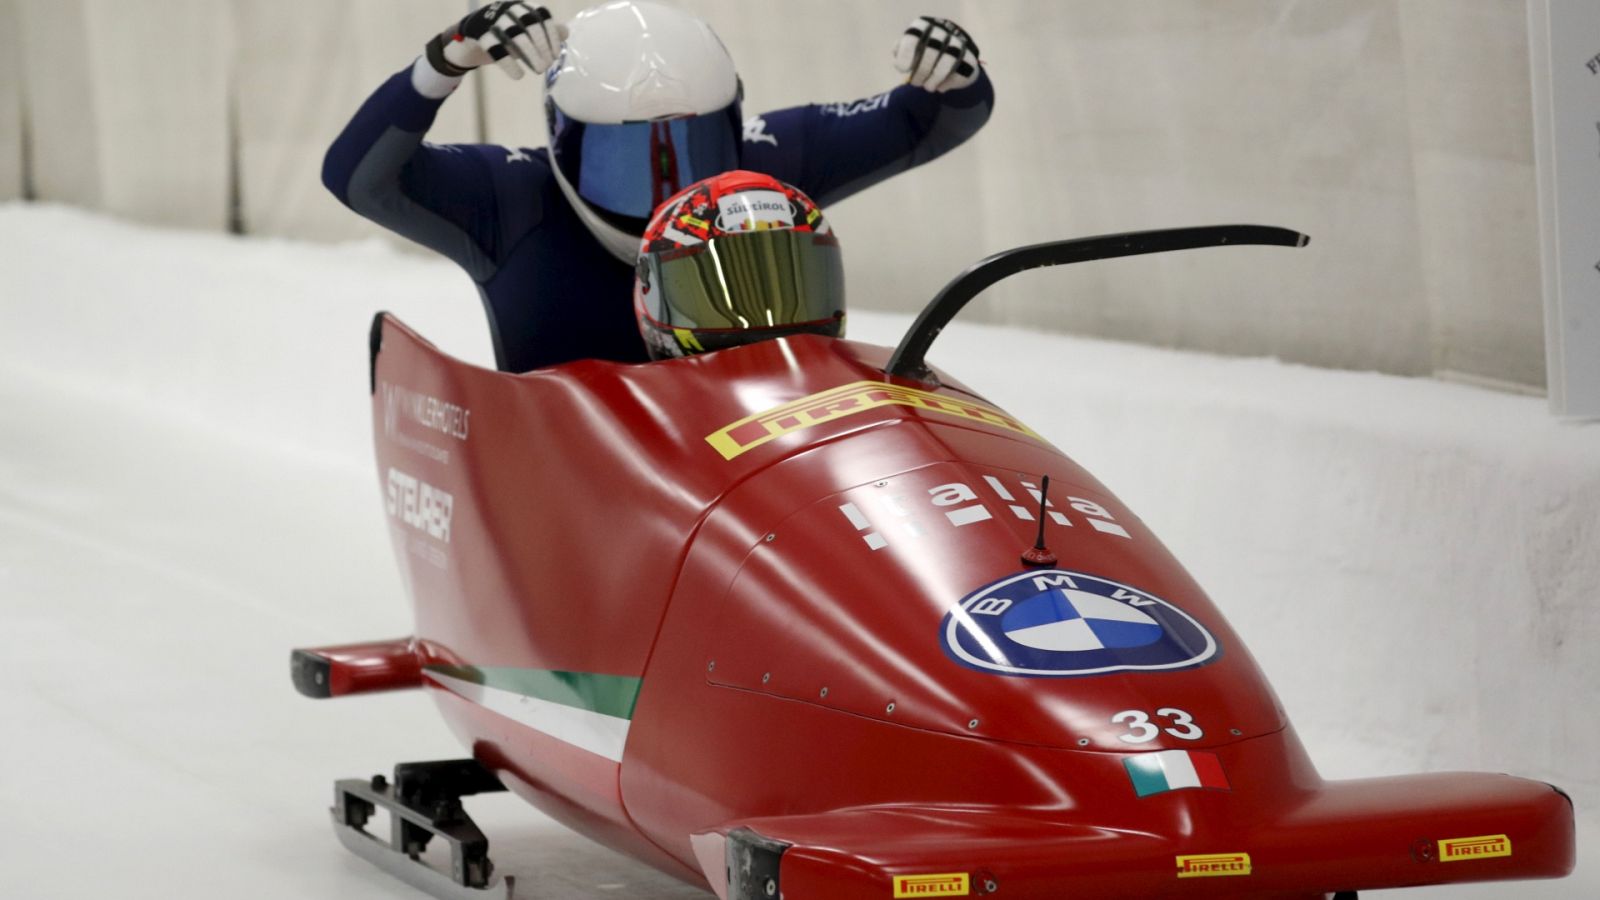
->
715;190;796;232
1439;834;1512;862
820;92;892;117
1176;853;1251;878
892;873;969;897
1124;749;1229;797
706;381;1041;460
386;467;454;543
382;382;471;441
837;472;1133;551
742;114;779;146
942;570;1219;677
380;382;471;464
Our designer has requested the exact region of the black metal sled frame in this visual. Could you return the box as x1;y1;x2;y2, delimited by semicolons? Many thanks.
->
331;759;513;900
885;224;1310;383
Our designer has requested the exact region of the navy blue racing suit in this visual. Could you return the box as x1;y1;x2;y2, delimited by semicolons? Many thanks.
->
323;65;994;373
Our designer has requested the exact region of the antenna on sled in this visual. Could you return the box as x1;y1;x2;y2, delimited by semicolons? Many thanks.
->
885;224;1310;384
1020;474;1058;567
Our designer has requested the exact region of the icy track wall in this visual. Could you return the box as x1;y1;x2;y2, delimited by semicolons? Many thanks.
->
0;0;1552;391
5;205;1599;882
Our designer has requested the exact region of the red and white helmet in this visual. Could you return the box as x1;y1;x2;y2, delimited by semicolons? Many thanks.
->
634;171;846;359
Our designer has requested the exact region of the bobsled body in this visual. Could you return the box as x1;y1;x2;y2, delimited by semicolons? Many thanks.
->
357;314;1572;899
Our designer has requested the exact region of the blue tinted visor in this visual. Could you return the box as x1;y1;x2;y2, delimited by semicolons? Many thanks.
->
548;100;742;227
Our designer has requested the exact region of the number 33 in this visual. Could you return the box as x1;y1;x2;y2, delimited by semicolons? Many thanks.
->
1111;708;1204;743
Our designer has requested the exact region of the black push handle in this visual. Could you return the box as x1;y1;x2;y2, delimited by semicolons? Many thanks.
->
885;225;1309;382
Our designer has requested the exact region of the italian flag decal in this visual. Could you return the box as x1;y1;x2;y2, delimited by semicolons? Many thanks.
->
1124;749;1230;797
422;665;641;764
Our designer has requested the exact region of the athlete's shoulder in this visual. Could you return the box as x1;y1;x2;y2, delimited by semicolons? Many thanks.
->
449;143;555;175
471;144;557;200
439;144;561;253
739;109;804;180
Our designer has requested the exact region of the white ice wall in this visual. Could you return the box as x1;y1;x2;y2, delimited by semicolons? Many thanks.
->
4;0;1556;391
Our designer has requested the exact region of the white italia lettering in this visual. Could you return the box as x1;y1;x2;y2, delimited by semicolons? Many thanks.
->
838;502;886;551
1068;497;1113;518
928;482;979;506
1069;495;1131;539
1089;519;1131;538
1021;479;1072;526
983;475;1015;501
883;494;915;517
838;474;1138;550
945;505;992;527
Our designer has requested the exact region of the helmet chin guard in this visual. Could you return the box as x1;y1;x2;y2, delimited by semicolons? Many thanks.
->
549;161;650;264
544;1;742;260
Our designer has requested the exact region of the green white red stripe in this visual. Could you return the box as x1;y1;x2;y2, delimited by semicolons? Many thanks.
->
1123;749;1230;797
422;665;641;764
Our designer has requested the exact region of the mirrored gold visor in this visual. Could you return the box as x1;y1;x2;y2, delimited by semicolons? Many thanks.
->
641;230;845;332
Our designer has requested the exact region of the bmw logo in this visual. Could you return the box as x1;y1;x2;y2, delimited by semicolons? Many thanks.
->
942;569;1220;677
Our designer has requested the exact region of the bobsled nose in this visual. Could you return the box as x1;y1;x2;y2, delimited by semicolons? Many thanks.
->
696;805;1289;900
690;773;1574;900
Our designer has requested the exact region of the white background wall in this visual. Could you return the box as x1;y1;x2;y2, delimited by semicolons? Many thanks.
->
1;0;1561;390
231;0;482;241
0;0;21;200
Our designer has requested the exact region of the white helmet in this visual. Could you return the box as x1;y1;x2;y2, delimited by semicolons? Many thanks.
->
545;1;743;262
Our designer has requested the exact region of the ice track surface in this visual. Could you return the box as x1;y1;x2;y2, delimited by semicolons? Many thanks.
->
2;205;1596;898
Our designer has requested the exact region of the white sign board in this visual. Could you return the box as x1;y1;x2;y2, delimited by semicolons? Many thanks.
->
1531;0;1600;418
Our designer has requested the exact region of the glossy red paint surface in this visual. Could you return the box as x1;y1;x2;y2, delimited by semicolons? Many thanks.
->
361;316;1574;898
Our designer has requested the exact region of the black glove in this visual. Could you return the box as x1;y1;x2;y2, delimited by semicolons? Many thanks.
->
425;2;565;81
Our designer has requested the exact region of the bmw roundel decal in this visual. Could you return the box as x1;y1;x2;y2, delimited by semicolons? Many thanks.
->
942;569;1220;677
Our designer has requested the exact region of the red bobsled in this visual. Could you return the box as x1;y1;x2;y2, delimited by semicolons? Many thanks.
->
293;227;1574;900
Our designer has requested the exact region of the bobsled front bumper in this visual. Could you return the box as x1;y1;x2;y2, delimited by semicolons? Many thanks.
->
691;765;1574;900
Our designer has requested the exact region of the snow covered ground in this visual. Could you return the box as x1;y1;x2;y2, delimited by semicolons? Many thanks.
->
2;204;1596;898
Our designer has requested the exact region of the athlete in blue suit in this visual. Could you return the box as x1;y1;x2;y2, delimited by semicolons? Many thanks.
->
323;2;994;372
